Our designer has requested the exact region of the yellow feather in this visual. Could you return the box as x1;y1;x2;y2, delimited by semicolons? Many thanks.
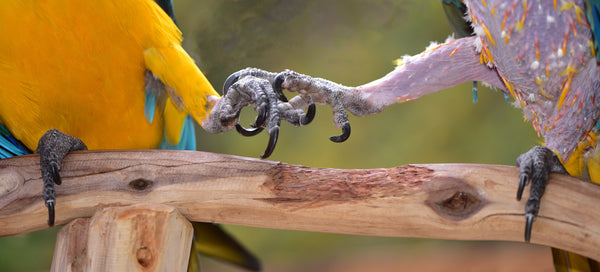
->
0;0;217;150
552;247;596;272
164;97;188;146
144;45;219;126
557;135;600;272
563;144;586;178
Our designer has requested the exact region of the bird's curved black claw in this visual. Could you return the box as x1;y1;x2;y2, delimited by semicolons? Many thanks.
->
49;163;62;186
273;74;289;102
261;127;279;159
525;213;534;242
223;71;241;95
517;173;528;201
235;123;264;136
301;103;316;125
329;122;351;143
46;200;55;226
253;103;268;128
212;68;357;158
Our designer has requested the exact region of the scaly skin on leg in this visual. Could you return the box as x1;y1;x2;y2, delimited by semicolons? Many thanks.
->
516;146;568;242
36;129;87;226
219;37;505;151
203;74;282;158
203;69;318;158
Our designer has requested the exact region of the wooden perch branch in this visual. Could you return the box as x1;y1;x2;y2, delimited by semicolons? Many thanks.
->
0;150;599;260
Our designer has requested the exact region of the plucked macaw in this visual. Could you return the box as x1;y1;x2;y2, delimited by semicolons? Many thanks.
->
223;0;600;271
0;0;304;270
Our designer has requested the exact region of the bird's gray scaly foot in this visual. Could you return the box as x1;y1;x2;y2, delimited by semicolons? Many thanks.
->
209;68;360;148
516;146;568;242
36;129;87;226
203;68;323;158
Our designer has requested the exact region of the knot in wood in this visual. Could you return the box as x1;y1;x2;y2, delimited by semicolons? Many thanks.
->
439;191;480;216
425;177;485;220
129;178;153;191
136;246;153;267
0;170;23;197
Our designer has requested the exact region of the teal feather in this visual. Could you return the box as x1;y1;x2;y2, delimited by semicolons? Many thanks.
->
472;81;478;103
0;124;30;159
159;115;196;150
585;0;600;62
144;91;157;123
441;0;480;103
149;1;195;150
441;0;472;38
441;0;464;8
144;70;168;124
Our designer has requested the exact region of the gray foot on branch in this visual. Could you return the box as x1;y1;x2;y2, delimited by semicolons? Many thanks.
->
516;146;568;242
36;129;87;226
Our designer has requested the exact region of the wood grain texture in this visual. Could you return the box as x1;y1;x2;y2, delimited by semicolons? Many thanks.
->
0;150;598;260
50;204;193;272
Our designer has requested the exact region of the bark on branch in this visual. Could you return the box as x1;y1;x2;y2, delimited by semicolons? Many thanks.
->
0;150;598;260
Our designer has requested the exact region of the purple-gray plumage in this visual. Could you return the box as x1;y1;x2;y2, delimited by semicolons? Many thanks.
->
467;0;600;160
220;1;600;268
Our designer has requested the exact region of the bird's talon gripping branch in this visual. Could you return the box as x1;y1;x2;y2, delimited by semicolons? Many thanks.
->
525;213;535;242
516;146;568;242
517;173;529;201
36;129;87;226
46;200;55;227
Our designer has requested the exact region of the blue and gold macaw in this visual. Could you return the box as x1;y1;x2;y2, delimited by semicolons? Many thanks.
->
226;0;600;271
0;0;295;270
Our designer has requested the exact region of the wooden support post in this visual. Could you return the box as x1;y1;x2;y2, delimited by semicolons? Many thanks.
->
51;204;193;272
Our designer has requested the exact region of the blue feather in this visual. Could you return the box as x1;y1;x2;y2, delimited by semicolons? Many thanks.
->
159;115;196;151
144;90;157;123
0;124;31;159
441;0;466;11
585;0;600;62
472;81;478;103
148;1;193;150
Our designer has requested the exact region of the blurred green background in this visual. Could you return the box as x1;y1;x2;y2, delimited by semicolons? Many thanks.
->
0;0;552;271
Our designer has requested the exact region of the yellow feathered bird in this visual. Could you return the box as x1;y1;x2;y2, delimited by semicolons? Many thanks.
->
0;0;260;270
